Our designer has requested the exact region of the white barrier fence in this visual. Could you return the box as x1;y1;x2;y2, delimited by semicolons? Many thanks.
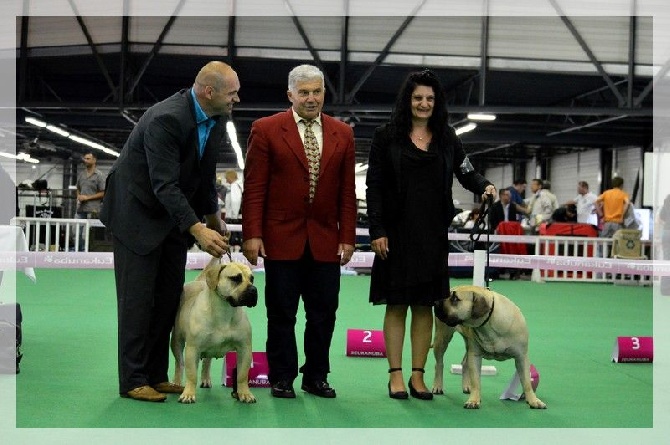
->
445;232;654;285
8;218;658;285
11;217;98;252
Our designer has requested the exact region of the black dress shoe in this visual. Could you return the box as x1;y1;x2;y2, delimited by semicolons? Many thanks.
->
408;368;433;401
388;382;409;400
388;367;408;400
301;380;337;398
271;381;296;399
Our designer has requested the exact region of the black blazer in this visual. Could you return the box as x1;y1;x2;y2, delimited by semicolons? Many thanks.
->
100;89;222;255
490;201;519;231
366;124;491;241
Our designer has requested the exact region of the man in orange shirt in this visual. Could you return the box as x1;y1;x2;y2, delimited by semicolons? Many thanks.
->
596;176;630;238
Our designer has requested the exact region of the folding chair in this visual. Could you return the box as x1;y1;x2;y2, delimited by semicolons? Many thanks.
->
610;229;647;285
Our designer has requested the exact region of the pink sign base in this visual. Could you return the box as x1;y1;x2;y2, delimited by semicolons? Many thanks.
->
346;329;386;358
611;336;653;363
223;352;270;387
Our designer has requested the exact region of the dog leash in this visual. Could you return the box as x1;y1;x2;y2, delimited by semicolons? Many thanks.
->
469;194;494;289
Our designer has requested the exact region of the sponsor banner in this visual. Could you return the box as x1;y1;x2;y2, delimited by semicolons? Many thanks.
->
2;251;668;276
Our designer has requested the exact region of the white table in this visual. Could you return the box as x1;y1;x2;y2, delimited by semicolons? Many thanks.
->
0;225;36;282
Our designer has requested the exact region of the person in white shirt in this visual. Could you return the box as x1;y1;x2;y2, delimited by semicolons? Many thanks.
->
569;181;598;224
518;178;556;231
224;170;243;221
223;170;244;248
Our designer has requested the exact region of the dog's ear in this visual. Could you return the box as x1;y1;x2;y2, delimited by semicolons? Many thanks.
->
205;264;223;290
470;291;491;319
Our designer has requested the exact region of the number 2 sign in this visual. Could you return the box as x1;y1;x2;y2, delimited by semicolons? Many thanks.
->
346;329;386;357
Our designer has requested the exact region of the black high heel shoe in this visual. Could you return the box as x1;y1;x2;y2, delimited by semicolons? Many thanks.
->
408;368;433;400
388;368;409;400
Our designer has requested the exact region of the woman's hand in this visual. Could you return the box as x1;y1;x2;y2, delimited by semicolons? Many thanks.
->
371;237;389;260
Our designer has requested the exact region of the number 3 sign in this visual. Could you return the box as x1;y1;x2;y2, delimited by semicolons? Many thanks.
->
611;336;653;363
346;329;386;357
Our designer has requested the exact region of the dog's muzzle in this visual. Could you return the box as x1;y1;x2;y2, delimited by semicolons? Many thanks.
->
434;300;448;324
238;286;258;308
433;300;460;327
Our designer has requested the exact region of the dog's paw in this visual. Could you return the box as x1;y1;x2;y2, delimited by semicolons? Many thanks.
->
527;397;547;409
178;393;197;404
200;380;212;388
232;391;257;403
464;398;480;409
431;385;444;395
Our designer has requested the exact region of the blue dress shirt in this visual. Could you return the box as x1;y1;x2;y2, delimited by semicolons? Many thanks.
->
190;88;216;159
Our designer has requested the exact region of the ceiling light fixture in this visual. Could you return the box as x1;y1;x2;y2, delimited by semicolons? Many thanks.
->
467;113;496;121
24;116;120;157
24;117;47;128
226;121;245;170
0;151;40;164
455;122;477;135
355;163;368;173
17;152;40;164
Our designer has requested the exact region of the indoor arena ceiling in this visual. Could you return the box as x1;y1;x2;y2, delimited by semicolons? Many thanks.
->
13;6;663;170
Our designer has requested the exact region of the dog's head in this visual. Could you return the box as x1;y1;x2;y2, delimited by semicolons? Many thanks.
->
434;285;492;327
204;261;258;308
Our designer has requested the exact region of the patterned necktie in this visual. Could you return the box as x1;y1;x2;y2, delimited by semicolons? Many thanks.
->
301;119;320;203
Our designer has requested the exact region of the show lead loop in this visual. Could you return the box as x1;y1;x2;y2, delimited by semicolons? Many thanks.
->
469;194;495;289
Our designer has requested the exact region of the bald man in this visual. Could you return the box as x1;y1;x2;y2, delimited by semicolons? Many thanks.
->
101;61;240;402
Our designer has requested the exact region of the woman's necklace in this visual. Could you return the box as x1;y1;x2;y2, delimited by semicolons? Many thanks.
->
411;130;430;142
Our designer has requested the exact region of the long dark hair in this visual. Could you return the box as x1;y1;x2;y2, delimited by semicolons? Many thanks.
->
388;69;449;146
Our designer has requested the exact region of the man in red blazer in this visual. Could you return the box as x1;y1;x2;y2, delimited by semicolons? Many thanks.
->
242;64;356;399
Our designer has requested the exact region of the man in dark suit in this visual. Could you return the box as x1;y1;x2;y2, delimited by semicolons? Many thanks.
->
242;64;357;399
100;61;237;402
490;188;519;232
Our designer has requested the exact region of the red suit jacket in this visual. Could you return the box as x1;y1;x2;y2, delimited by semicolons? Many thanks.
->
242;109;357;262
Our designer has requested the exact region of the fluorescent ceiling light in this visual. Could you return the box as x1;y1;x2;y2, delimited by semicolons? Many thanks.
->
455;122;477;135
467;113;496;121
17;152;40;164
24;116;120;157
46;125;70;137
0;151;40;163
25;117;47;127
355;163;368;173
226;121;245;170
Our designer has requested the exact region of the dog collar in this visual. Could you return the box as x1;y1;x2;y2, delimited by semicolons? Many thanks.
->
476;295;495;328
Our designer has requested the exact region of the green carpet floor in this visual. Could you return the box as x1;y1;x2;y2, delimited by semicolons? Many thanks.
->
6;269;653;432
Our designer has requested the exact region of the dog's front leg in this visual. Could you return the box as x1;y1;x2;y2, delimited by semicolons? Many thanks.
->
463;346;483;409
515;354;546;409
233;344;256;403
200;358;213;388
431;320;455;394
178;344;200;403
170;330;185;386
460;350;471;394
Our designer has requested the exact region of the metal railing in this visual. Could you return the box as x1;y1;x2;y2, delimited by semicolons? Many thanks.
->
534;234;652;285
11;217;95;252
9;218;653;285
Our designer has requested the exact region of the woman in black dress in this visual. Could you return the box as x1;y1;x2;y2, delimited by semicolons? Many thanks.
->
366;69;495;400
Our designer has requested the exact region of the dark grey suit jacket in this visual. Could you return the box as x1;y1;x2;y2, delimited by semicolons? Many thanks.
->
490;201;519;231
100;89;222;255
